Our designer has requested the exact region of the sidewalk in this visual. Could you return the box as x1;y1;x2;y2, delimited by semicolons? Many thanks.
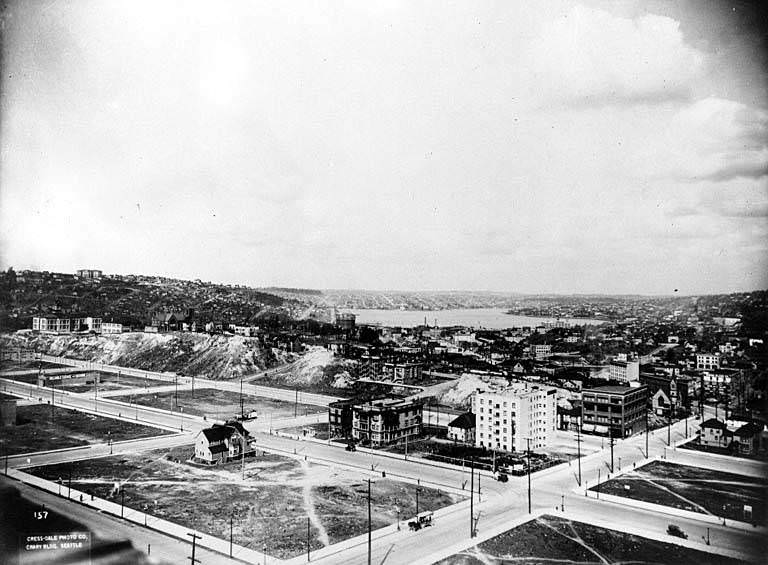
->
5;468;280;564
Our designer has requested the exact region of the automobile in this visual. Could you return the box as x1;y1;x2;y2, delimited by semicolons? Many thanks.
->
494;471;509;482
345;442;356;452
408;511;433;531
667;524;687;539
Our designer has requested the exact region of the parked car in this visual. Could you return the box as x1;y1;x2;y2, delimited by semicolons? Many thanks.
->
667;524;687;539
494;471;509;482
408;512;433;531
345;442;356;452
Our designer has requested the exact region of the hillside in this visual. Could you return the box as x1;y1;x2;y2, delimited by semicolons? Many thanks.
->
0;331;277;379
0;269;295;331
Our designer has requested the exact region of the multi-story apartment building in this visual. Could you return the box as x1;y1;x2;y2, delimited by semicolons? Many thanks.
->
72;317;102;333
581;385;648;437
351;397;423;447
608;360;640;383
472;384;557;452
696;352;721;370
32;317;71;333
381;362;422;383
529;344;552;358
32;316;102;333
76;269;102;279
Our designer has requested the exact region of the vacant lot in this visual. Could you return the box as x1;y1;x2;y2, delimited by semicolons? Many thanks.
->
0;405;171;455
593;461;768;525
117;388;322;420
436;514;751;565
55;372;168;393
383;439;564;473
27;447;461;559
680;438;768;461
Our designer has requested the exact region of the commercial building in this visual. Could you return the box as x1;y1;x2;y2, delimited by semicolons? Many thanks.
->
696;352;721;370
581;385;648;437
608;360;640;383
101;322;124;334
351;397;424;447
472;384;557;452
381;362;423;383
32;316;102;333
32;317;71;333
76;269;102;279
328;398;355;438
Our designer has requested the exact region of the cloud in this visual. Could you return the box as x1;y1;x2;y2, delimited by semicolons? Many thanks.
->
527;4;704;107
666;97;768;183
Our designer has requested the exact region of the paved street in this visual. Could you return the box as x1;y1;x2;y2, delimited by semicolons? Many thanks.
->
2;361;765;565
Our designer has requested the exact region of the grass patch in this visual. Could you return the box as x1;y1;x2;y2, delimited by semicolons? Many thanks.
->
436;514;752;565
26;448;462;559
592;461;768;525
0;405;170;455
120;388;322;420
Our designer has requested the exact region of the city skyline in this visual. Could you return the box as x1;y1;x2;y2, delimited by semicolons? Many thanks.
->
1;1;766;295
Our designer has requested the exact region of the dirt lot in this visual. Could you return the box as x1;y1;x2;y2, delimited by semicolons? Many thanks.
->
27;447;461;559
0;405;171;455
593;461;768;525
116;388;323;420
281;422;331;440
55;372;169;393
680;438;768;461
436;514;751;565
383;439;564;473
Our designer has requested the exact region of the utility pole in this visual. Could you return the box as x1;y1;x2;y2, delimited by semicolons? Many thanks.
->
120;488;125;517
229;513;233;557
294;388;298;418
367;478;372;565
174;374;178;409
645;409;649;458
68;466;72;500
596;469;601;499
307;516;311;562
576;427;582;486
239;372;244;419
469;458;474;537
187;532;201;565
94;377;98;412
526;438;532;514
667;406;672;446
609;433;615;473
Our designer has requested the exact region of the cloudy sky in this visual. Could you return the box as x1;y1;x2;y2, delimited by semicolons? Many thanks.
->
1;0;766;294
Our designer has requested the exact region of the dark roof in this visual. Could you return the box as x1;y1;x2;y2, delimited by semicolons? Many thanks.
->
209;444;229;454
734;422;763;437
201;427;232;442
583;385;643;395
448;412;476;429
220;421;250;438
700;418;728;430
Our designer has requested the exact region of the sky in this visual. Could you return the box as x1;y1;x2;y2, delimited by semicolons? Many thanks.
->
1;0;766;294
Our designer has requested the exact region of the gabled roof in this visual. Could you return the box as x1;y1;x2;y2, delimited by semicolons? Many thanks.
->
734;422;763;437
201;426;232;442
448;412;476;429
700;418;728;430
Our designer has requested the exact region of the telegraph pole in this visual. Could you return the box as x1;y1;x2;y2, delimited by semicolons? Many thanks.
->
174;374;179;409
294;388;298;418
645;409;649;458
187;532;201;565
469;458;475;537
526;438;532;514
229;513;233;557
307;516;311;562
367;478;372;565
667;405;672;446
609;433;615;473
576;427;582;486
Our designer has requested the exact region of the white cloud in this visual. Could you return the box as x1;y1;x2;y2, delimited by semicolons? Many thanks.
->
528;4;704;106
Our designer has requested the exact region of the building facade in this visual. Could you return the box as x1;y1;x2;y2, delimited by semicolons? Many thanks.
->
351;397;423;447
608;360;640;383
381;362;423;383
76;269;103;279
472;384;557;452
581;385;648;437
696;352;721;370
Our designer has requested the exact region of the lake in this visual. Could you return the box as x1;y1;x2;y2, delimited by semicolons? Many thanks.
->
339;308;606;329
